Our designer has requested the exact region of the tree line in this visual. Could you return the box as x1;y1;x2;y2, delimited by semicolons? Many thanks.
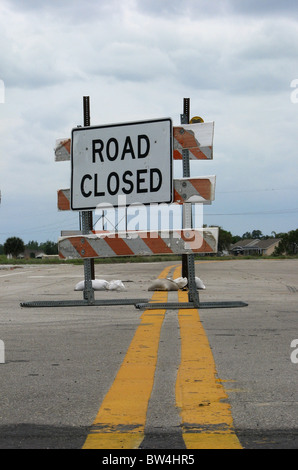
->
0;238;58;258
215;227;298;255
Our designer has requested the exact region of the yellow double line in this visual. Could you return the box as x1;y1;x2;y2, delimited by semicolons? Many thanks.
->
83;265;172;449
173;266;242;449
83;263;242;449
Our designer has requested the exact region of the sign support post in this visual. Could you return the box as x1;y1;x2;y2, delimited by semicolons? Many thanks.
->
81;96;95;305
181;98;200;307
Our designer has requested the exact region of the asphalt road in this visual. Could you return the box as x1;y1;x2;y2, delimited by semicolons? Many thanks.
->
0;259;297;449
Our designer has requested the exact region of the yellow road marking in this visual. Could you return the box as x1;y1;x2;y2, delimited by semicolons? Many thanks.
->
173;266;242;449
83;261;242;449
82;264;174;449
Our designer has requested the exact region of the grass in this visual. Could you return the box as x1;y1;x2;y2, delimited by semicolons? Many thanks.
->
1;253;297;265
0;254;182;265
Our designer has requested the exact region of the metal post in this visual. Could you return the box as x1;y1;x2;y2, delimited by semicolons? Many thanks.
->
181;99;189;280
181;98;200;307
82;96;95;304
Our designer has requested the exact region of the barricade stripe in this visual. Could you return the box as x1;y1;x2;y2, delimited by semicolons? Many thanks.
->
88;235;117;258
173;147;210;160
69;236;100;258
121;234;154;256
173;229;213;254
186;229;215;253
141;233;174;254
200;238;213;253
57;177;215;210
174;189;182;203
58;238;80;259
58;228;219;259
57;189;71;211
173;126;200;150
103;235;135;256
55;138;71;161
173;149;182;160
190;178;211;200
54;123;213;162
173;178;213;203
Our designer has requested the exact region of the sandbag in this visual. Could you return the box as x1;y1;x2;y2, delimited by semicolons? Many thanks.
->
74;279;109;291
107;280;126;291
195;277;206;289
148;278;179;291
173;277;188;289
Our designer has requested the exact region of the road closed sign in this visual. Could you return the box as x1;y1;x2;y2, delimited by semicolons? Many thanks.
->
71;118;173;210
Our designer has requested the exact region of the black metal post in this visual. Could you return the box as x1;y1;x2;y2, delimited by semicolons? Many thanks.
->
180;98;200;307
82;96;95;303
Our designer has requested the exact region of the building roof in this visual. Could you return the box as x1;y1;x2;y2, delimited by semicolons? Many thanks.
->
230;238;281;251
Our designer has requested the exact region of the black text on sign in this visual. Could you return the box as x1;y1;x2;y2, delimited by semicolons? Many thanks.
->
71;119;173;210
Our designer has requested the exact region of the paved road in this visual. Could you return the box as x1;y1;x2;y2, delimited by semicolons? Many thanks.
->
0;259;297;449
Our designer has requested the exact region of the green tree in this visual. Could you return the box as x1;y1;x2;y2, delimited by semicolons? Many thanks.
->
252;230;263;239
39;241;58;255
242;230;263;239
4;237;25;258
26;240;39;250
274;229;298;255
242;231;252;239
231;235;241;244
217;227;233;252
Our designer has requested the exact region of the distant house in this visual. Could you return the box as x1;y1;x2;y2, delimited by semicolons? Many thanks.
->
16;250;45;259
229;238;281;256
14;249;48;259
7;250;59;260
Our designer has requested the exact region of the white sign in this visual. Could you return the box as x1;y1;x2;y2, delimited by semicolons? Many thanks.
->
71;118;173;210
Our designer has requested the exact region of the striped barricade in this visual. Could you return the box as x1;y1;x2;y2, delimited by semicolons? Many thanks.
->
55;138;71;161
54;122;214;162
58;228;219;259
57;176;216;211
173;176;215;204
173;122;214;160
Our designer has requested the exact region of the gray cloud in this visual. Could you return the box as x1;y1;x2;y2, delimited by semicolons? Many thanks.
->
0;0;297;243
226;0;298;17
4;0;121;22
136;0;298;18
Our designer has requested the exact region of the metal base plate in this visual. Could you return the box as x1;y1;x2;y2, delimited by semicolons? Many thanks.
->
135;301;248;310
20;299;149;308
20;299;248;309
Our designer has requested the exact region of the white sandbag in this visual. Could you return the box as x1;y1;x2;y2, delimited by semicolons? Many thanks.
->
74;280;85;291
195;277;206;289
107;280;126;291
173;276;206;289
173;277;188;289
148;278;179;291
93;279;110;290
74;279;109;291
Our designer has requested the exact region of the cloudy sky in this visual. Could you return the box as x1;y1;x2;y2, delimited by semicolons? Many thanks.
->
0;0;298;245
